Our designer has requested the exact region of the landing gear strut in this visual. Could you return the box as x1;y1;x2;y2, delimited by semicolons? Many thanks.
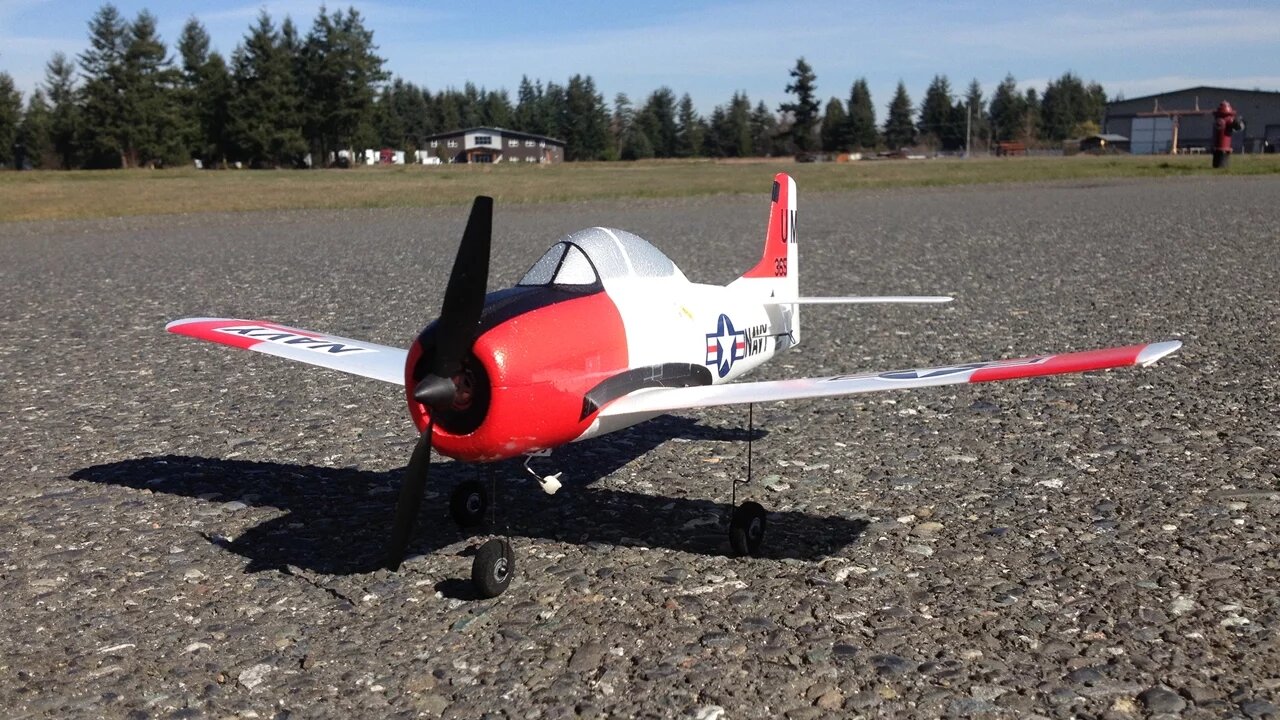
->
729;403;767;556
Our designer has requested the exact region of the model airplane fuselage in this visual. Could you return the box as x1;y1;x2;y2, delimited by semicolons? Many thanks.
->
167;173;1180;597
405;211;802;461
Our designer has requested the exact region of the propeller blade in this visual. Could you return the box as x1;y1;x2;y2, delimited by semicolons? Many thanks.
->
384;422;434;570
431;196;492;380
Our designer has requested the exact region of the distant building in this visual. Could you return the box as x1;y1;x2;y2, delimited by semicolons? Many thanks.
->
421;127;566;164
1104;86;1280;155
1065;133;1130;155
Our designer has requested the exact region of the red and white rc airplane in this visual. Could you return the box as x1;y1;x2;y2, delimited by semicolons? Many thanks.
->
168;173;1180;597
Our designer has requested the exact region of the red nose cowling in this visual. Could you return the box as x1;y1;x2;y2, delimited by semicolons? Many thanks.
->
405;291;628;462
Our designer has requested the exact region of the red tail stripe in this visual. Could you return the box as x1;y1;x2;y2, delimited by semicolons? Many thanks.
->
740;172;792;279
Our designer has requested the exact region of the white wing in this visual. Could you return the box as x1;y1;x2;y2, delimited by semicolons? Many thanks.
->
597;341;1180;419
167;317;407;385
767;296;953;305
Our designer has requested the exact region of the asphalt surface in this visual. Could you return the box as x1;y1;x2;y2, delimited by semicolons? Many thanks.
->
2;175;1278;719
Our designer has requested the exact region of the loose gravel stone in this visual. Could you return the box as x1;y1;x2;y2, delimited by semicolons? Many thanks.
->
3;178;1278;718
1241;699;1279;719
1140;685;1186;713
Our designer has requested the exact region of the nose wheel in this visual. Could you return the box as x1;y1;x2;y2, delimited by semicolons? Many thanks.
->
457;468;517;599
472;538;515;598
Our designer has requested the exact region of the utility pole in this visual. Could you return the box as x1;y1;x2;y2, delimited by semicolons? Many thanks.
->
964;99;972;158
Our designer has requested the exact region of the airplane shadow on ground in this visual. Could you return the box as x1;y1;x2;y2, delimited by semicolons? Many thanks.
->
71;416;867;577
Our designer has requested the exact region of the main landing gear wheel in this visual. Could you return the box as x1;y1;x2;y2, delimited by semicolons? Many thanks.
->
729;501;767;557
472;538;515;598
450;480;489;529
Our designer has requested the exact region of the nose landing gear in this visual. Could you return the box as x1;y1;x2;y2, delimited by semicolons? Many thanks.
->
450;455;562;599
448;470;514;599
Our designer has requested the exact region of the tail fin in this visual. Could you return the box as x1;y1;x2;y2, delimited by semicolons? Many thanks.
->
731;173;800;342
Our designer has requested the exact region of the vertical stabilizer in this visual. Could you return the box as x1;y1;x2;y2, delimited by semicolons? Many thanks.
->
730;173;800;343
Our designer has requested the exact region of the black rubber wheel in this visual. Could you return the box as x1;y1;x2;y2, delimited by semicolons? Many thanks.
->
450;480;488;528
729;501;767;557
471;539;515;598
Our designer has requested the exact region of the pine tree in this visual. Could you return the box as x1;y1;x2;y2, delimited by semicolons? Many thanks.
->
44;52;80;168
779;57;819;153
676;93;703;157
300;7;386;162
917;75;958;150
883;81;915;149
458;83;483;127
705;93;753;158
637;87;677;157
1023;88;1040;142
719;92;753;157
0;73;22;167
988;74;1027;143
434;90;462;135
513;76;542;133
750;101;776;157
1040;72;1108;141
373;85;404;147
541;81;567;140
229;11;306;166
703;105;728;158
177;17;210;158
78;3;130;167
610;92;633;158
178;18;233;165
481;89;512;128
962;79;989;153
19;90;54;167
820;96;848;152
563;74;609;161
389;79;430;149
845;78;877;150
621;125;653;160
123;10;186;167
731;93;754;157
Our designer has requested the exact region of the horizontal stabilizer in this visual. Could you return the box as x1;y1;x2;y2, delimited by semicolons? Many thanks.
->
166;317;406;385
597;340;1181;418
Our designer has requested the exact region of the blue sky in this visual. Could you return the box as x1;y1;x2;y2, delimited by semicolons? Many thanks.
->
3;0;1278;116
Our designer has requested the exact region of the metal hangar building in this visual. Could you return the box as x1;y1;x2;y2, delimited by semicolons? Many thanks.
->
1103;86;1280;155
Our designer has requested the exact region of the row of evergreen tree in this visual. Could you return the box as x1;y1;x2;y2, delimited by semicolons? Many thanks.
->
784;58;1108;155
0;4;1112;169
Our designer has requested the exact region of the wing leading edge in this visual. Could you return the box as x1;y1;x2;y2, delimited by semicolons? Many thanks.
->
596;341;1181;419
166;317;407;385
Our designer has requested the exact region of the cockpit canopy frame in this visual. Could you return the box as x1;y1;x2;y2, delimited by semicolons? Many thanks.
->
518;227;685;289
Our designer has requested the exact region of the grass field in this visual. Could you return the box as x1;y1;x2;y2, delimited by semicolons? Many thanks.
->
3;154;1279;222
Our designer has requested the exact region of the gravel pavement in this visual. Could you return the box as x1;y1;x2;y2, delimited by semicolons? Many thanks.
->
2;176;1278;719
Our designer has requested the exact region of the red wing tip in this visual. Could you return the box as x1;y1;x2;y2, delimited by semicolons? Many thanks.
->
1137;340;1182;367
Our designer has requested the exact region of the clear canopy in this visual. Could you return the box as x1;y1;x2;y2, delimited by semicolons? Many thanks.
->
517;227;683;287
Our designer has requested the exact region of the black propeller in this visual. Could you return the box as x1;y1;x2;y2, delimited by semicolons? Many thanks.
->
385;196;493;570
